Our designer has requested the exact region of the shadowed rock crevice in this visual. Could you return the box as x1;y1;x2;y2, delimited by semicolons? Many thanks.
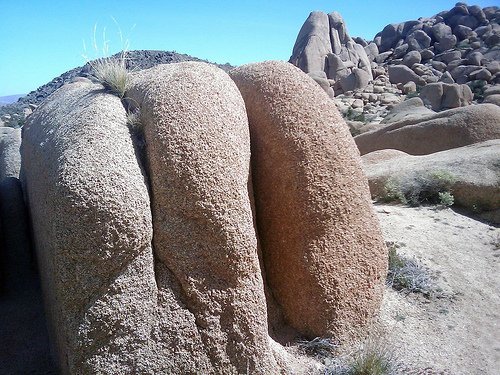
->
0;127;55;373
246;170;297;345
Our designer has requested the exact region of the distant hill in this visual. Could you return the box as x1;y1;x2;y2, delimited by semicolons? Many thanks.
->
17;50;232;107
0;50;232;127
0;94;25;106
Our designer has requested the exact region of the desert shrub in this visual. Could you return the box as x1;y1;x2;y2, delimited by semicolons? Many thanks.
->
381;170;456;207
467;80;487;102
126;109;142;130
89;54;129;98
386;242;439;297
344;107;366;123
348;344;393;375
381;178;408;205
83;23;131;98
323;338;395;375
298;337;339;358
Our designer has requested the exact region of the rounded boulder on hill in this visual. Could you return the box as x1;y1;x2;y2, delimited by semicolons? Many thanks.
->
21;81;159;374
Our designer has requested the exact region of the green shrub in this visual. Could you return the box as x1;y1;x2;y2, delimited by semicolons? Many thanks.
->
322;338;396;375
382;178;408;205
348;350;392;375
381;170;456;207
467;80;487;102
347;339;394;375
438;191;454;207
344;107;366;123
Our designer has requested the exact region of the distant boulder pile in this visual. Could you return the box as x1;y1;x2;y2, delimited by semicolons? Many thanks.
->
290;3;499;125
288;2;500;224
373;3;499;87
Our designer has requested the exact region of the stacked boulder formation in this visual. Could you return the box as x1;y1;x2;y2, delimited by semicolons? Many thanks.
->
290;11;373;96
13;61;387;374
372;3;499;103
288;3;500;226
290;3;499;127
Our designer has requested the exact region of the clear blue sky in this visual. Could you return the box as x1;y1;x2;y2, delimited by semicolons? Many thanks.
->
0;0;497;96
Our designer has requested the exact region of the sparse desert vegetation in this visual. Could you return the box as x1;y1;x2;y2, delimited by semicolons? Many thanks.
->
1;1;499;374
386;241;442;298
382;170;456;207
88;54;130;98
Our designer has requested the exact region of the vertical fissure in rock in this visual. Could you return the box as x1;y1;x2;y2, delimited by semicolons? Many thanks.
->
121;96;163;294
121;93;214;367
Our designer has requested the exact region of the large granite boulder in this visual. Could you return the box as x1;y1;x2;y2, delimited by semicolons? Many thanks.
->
126;62;287;373
380;97;435;124
406;30;432;51
375;23;403;52
432;23;457;52
289;11;332;74
21;81;161;374
419;82;473;111
339;67;371;92
21;60;388;373
230;61;387;340
362;140;500;222
402;50;422;67
290;11;373;94
21;75;295;374
388;65;426;86
355;104;500;155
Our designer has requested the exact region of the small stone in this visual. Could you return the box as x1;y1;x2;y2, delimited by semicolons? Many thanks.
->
352;99;364;108
432;61;447;72
420;49;435;61
403;50;422;67
402;81;417;94
469;68;492;81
